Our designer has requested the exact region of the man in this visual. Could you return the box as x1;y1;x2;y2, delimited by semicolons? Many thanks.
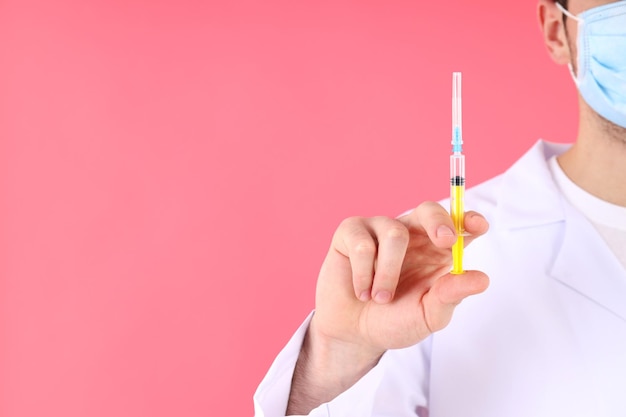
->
254;0;626;415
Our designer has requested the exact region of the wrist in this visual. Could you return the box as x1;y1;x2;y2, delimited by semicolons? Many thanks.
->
287;316;385;414
302;316;384;391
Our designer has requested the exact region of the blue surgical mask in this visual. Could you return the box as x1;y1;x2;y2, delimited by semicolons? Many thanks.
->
556;1;626;128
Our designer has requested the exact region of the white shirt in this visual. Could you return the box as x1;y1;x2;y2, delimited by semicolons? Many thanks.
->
254;141;626;416
548;155;626;269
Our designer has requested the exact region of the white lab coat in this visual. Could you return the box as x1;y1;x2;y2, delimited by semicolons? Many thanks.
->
253;140;626;417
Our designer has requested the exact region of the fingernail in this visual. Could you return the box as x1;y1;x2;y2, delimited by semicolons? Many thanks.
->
374;291;392;304
359;290;371;302
436;225;455;237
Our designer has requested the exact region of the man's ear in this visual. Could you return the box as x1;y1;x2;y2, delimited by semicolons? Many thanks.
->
537;0;573;65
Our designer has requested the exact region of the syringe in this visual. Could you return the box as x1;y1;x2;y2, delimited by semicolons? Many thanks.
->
450;72;465;274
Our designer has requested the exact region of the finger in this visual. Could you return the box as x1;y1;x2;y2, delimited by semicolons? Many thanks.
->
399;201;457;249
333;217;377;301
368;217;410;304
421;270;489;332
462;211;490;247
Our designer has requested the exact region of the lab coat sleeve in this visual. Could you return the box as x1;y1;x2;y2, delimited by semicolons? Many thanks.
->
253;312;430;417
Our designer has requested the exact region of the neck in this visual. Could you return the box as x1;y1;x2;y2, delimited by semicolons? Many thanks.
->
558;97;626;207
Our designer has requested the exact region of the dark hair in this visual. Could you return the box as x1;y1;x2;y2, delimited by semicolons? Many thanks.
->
556;0;569;23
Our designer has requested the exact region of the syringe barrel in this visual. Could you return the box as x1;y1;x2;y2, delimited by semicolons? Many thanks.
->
450;153;465;239
450;153;465;185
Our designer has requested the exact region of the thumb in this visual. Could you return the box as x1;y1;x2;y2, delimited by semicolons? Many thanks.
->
422;271;489;333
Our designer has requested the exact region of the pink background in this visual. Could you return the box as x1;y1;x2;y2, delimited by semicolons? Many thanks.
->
1;0;577;416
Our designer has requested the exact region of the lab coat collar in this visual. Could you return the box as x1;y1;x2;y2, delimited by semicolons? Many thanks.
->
551;202;626;321
496;140;570;230
498;140;626;321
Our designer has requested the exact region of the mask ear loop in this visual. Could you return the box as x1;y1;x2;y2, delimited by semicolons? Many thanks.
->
555;2;579;21
555;2;582;86
567;63;579;87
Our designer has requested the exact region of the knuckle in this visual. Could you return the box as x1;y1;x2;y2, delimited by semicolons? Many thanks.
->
338;216;364;231
350;215;367;224
372;215;390;222
416;200;439;212
335;216;361;239
385;225;409;241
353;240;376;256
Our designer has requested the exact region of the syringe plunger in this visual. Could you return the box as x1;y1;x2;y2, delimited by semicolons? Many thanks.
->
452;72;463;153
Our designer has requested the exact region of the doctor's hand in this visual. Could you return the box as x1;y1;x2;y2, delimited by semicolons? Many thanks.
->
287;202;490;415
